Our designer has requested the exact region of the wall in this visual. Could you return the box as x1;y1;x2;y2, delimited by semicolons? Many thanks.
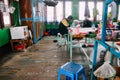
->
46;21;59;35
19;0;46;43
0;0;20;48
0;28;10;47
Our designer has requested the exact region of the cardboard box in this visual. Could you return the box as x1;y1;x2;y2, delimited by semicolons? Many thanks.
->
10;26;29;39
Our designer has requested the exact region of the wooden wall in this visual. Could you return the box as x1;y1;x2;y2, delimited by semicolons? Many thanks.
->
19;0;32;18
19;0;45;43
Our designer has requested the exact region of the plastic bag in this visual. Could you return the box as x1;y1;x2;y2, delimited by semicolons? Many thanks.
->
90;45;111;63
94;61;116;78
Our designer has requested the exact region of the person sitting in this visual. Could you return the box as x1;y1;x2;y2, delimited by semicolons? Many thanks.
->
53;15;73;43
58;15;73;35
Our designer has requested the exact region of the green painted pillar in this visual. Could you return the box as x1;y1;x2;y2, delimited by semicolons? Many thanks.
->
72;0;79;19
0;28;10;47
12;1;21;26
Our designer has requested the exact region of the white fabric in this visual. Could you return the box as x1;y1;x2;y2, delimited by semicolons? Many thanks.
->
109;1;117;19
69;27;95;35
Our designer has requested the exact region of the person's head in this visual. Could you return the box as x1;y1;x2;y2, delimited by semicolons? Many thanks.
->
67;15;73;22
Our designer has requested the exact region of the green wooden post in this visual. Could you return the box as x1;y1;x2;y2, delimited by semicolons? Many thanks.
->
72;0;79;19
0;28;10;47
12;1;21;26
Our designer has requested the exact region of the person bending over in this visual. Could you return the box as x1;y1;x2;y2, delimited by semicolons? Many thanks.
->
58;15;73;35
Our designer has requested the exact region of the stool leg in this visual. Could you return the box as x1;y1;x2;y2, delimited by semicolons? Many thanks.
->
58;74;61;80
66;75;74;80
82;73;86;80
71;76;74;80
76;74;78;80
82;71;86;80
58;72;61;80
75;71;86;80
66;76;71;80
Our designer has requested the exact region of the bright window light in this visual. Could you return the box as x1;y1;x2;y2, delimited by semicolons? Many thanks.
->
97;2;103;20
88;2;94;20
118;5;120;20
46;1;104;22
79;1;103;21
3;13;11;26
65;1;72;18
47;6;54;22
79;1;85;20
56;1;63;22
3;0;11;27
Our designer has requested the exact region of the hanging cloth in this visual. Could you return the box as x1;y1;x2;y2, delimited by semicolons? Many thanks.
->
109;1;117;20
93;0;99;21
84;0;90;18
93;8;99;18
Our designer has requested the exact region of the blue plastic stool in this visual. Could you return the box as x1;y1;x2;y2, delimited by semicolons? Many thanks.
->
58;62;86;80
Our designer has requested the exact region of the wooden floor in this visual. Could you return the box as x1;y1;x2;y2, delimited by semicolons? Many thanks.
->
0;36;119;80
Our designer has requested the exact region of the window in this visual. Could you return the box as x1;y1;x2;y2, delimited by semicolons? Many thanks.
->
47;6;54;22
88;2;94;20
46;1;72;22
46;0;104;22
79;1;103;21
79;1;85;20
65;1;72;18
3;0;11;27
46;1;64;22
56;1;63;22
0;0;11;28
79;1;94;20
97;2;103;20
118;5;120;20
3;13;11;26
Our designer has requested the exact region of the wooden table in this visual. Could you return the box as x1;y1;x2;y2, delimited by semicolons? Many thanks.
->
67;27;94;63
10;39;28;51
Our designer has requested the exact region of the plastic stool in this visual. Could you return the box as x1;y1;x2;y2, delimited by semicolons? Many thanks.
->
58;62;86;80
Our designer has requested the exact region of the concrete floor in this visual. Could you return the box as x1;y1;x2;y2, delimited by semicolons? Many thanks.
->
0;36;119;80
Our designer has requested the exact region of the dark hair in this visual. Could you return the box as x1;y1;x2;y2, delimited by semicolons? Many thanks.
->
67;15;73;19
